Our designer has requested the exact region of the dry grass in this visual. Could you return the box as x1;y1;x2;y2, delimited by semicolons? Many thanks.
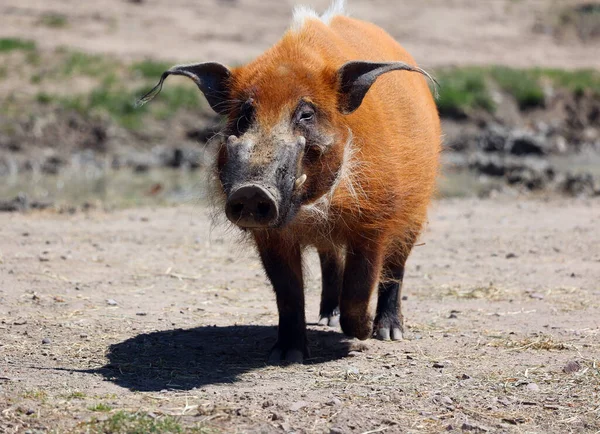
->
488;334;574;351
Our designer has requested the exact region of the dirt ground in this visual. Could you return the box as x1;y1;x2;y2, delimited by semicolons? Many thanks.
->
1;0;599;69
1;198;599;433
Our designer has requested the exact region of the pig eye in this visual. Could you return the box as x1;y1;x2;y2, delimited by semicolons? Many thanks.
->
299;110;314;122
294;103;315;125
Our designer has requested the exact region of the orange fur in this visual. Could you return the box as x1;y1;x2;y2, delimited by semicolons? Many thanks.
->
229;16;440;263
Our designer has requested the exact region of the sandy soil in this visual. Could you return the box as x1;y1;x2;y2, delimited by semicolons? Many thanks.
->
1;0;599;69
1;198;599;433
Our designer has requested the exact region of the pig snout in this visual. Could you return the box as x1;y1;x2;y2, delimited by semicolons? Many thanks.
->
225;184;279;228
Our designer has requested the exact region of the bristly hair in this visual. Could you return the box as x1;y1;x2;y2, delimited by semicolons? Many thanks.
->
291;0;347;32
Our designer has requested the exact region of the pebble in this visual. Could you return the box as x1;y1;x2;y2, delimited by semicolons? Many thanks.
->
461;422;489;432
326;398;342;406
563;360;582;374
289;401;308;412
526;382;540;392
42;338;51;344
347;351;361;357
529;292;544;300
441;396;453;406
106;299;118;306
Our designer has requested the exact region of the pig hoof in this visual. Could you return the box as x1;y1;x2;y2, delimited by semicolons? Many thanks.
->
340;314;373;340
373;317;404;341
318;308;340;327
268;344;307;364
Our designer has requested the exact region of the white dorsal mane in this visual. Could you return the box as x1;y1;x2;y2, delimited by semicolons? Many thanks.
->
291;0;347;31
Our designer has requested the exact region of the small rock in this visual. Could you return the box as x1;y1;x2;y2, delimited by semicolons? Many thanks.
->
461;422;489;432
42;338;51;345
289;401;308;412
329;428;344;434
503;416;526;425
498;397;512;406
433;362;445;369
106;299;118;306
347;351;361;357
505;253;517;259
529;292;544;300
526;382;540;393
261;400;273;408
459;374;470;380
136;312;147;316
80;333;88;338
326;398;342;407
563;360;582;374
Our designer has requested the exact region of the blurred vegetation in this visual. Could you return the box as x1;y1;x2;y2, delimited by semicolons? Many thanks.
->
85;411;217;433
436;68;496;117
435;66;600;117
131;59;174;79
0;38;36;52
38;13;69;29
1;38;600;127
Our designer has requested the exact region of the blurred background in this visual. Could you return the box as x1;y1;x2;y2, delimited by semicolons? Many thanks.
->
0;0;599;210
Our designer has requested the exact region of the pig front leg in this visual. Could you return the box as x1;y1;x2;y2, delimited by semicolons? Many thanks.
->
255;235;308;364
339;242;383;340
317;249;344;327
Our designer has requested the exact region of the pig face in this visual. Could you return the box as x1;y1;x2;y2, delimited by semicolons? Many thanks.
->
217;94;344;229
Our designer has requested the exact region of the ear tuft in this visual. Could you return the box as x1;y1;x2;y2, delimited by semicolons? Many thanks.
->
136;62;232;114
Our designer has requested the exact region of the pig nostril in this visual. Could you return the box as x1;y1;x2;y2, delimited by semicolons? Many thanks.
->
256;201;271;217
230;203;244;217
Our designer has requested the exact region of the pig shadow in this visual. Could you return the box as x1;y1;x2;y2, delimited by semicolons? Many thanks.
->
97;325;351;392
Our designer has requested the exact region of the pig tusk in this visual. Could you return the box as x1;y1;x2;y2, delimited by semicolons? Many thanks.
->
295;174;307;189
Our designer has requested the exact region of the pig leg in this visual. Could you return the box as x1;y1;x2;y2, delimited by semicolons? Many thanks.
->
339;243;383;340
317;249;343;327
255;236;308;364
373;265;405;341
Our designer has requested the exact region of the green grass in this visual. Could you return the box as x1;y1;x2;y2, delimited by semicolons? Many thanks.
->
85;411;217;434
61;51;120;77
54;78;202;129
39;13;68;28
488;66;545;109
531;68;600;95
89;403;113;412
436;68;495;117
434;66;600;116
22;390;48;401
63;391;87;400
0;38;36;52
131;60;173;79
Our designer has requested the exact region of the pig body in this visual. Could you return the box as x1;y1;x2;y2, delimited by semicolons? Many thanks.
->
140;0;440;363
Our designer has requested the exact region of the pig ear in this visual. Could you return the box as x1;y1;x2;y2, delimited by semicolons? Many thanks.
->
336;61;438;115
136;62;232;115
